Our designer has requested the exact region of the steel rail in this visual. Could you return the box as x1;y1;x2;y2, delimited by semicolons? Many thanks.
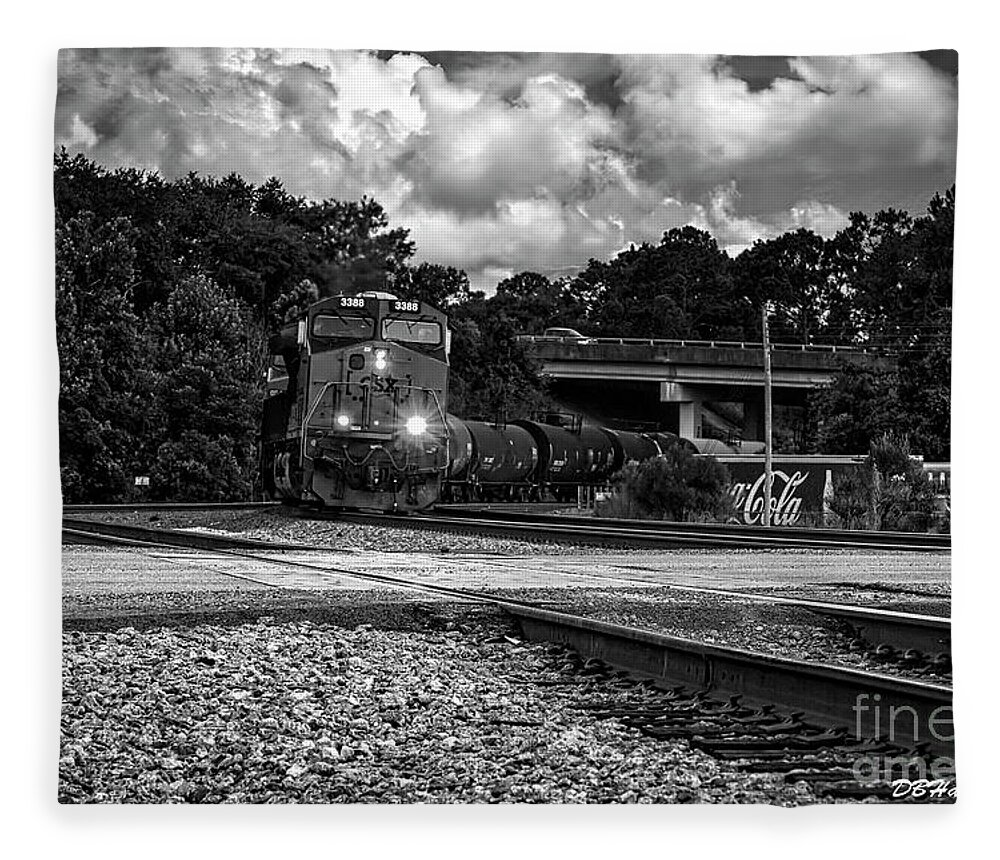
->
468;553;951;658
62;502;281;513
328;509;949;552
665;586;951;658
786;602;949;657
65;520;953;756
62;517;320;552
432;505;952;550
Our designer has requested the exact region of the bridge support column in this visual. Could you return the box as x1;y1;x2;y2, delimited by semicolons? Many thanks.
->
678;401;702;439
661;382;703;439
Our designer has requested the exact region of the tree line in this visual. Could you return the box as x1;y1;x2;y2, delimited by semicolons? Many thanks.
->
54;150;952;502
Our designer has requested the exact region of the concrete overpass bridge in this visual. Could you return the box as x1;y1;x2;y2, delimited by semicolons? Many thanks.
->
517;335;894;440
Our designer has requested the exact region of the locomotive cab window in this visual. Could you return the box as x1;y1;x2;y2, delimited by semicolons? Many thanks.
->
312;314;375;340
381;318;442;346
266;354;289;390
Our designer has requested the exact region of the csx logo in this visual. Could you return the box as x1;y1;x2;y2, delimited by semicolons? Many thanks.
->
370;375;399;394
357;375;409;393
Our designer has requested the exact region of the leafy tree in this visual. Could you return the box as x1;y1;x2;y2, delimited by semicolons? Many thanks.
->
808;362;903;454
56;213;140;400
447;295;552;421
55;152;417;319
268;278;321;329
302;196;415;297
807;189;953;459
54;149;179;312
576;227;746;340
823;192;951;352
493;272;588;334
56;212;145;501
732;228;827;344
396;262;470;308
143;273;264;499
822;208;914;346
164;172;317;310
895;307;951;461
892;192;953;461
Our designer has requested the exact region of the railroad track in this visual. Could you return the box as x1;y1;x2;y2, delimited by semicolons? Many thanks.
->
334;508;951;552
61;500;950;551
62;502;280;513
63;518;955;780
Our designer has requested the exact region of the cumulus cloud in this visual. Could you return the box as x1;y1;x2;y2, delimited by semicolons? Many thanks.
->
615;52;956;218
57;48;427;199
54;48;955;292
398;67;621;215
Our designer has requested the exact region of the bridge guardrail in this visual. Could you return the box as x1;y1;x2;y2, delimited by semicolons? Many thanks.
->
515;335;879;355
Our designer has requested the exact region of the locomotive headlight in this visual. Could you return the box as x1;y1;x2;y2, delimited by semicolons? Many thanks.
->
336;414;351;428
374;349;389;372
405;415;428;436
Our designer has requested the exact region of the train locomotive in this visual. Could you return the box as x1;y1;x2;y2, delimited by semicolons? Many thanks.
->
261;292;450;512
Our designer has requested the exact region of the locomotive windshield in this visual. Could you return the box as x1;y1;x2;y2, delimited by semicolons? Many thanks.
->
312;314;375;340
381;318;442;346
266;354;288;383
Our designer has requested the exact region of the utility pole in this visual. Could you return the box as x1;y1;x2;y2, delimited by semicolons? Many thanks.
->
762;304;773;527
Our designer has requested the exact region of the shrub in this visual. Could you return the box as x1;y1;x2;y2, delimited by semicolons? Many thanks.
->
59;406;135;503
868;434;938;532
826;433;939;532
149;431;251;502
596;448;731;522
829;466;876;530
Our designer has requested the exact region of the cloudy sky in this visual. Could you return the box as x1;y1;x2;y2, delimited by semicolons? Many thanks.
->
55;48;957;292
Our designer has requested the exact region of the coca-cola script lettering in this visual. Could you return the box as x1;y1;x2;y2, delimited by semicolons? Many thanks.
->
730;470;809;525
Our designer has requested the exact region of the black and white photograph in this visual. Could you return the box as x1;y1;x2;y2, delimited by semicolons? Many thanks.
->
46;31;963;815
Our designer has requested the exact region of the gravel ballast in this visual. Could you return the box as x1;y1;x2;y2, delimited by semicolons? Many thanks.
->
71;508;615;556
59;608;819;804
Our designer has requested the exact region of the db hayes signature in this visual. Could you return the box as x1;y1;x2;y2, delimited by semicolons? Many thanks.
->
891;779;957;801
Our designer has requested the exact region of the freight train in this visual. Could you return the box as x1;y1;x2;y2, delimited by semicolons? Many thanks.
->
259;293;938;524
259;291;723;512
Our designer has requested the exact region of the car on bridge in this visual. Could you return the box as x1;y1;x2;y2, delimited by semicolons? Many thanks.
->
541;327;595;344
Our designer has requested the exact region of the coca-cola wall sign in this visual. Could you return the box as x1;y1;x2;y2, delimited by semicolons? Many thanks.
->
719;457;866;526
